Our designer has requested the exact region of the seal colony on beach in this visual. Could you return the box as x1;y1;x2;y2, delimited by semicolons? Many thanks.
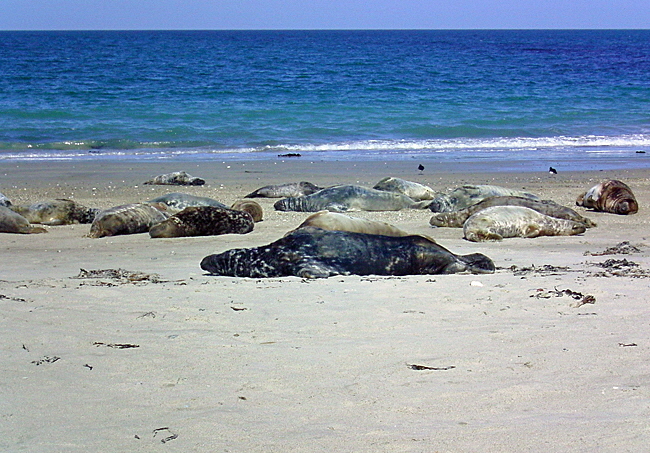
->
201;226;495;278
274;185;432;212
0;206;47;234
463;206;587;242
576;179;638;215
143;171;205;186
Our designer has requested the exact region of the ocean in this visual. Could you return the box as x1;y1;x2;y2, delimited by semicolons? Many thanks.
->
1;29;649;170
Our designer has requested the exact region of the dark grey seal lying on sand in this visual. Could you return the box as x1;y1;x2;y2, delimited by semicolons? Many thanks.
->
463;206;586;242
429;185;539;213
0;206;47;234
274;185;431;212
430;196;596;228
149;206;254;238
245;181;323;198
576;180;638;215
201;226;495;279
143;171;205;186
11;199;99;225
88;203;168;238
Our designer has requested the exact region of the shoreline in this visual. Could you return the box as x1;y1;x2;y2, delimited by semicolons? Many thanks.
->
2;159;650;451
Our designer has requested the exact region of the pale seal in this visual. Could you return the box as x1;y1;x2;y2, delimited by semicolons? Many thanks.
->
88;203;168;238
429;185;539;212
143;171;205;186
463;206;586;242
274;185;431;212
293;210;411;237
430;196;596;228
373;177;437;201
230;199;263;222
11;199;99;225
201;226;495;279
147;192;227;214
0;206;47;234
149;206;254;238
0;191;11;208
245;181;323;198
576;180;638;215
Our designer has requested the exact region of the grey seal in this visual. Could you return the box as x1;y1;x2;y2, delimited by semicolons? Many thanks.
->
274;185;431;212
373;177;437;201
143;171;205;186
245;181;323;198
293;210;411;237
430;196;596;228
147;193;227;214
230;199;263;222
149;206;254;238
200;226;495;279
463;206;586;242
576;180;638;215
88;203;168;238
0;191;11;208
429;185;539;212
0;206;47;234
11;199;99;225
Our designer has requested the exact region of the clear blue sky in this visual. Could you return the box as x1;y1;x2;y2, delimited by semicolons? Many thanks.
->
1;0;647;30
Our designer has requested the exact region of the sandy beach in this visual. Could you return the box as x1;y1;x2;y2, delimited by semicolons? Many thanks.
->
2;159;649;452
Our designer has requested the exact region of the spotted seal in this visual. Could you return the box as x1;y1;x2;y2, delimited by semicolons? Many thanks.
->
11;199;99;225
274;185;432;212
230;199;263;222
373;177;437;201
149;206;254;238
143;171;205;186
245;181;323;198
147;192;227;214
429;185;539;213
0;191;11;208
88;203;168;238
430;196;596;228
201;227;494;279
576;180;638;215
463;206;586;242
0;206;47;234
293;210;411;237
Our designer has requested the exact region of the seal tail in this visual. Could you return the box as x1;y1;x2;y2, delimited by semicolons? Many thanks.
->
457;253;495;274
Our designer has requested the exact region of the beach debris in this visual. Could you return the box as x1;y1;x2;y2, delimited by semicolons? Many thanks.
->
143;170;205;186
1;294;28;302
530;287;595;307
619;343;637;347
509;264;572;276
31;356;60;365
584;241;642;256
408;363;455;371
93;342;139;349
152;427;178;444
73;268;165;284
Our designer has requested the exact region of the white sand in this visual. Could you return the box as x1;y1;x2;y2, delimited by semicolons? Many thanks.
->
1;160;649;452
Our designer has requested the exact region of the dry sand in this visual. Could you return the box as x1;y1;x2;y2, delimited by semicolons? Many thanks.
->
1;159;650;452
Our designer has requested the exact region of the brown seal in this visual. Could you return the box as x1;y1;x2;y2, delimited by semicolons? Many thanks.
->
149;206;254;238
230;199;263;222
11;199;99;225
576;180;638;215
0;206;47;234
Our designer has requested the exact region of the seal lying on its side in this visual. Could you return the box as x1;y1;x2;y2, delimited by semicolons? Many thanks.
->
149;206;254;238
293;210;411;237
143;171;205;186
430;196;596;228
88;203;168;238
576;180;638;215
429;185;539;213
373;177;438;201
230;199;263;222
11;199;99;225
201;227;494;279
147;192;227;214
463;206;586;242
245;181;323;198
0;191;11;207
274;185;431;212
0;206;47;234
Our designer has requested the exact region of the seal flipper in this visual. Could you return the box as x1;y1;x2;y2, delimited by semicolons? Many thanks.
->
453;253;495;274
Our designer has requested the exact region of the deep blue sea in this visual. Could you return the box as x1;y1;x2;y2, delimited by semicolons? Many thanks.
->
1;30;649;170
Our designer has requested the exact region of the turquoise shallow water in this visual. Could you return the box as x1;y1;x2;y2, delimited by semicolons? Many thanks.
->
1;30;649;169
